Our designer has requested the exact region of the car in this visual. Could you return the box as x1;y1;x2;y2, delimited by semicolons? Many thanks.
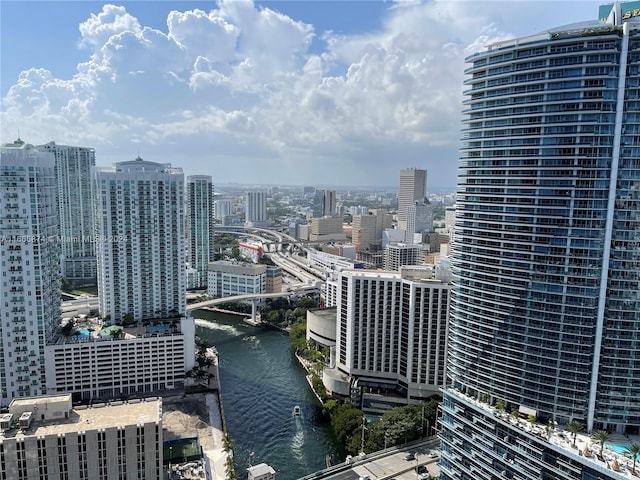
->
428;452;438;458
417;465;428;474
358;476;370;480
404;452;416;461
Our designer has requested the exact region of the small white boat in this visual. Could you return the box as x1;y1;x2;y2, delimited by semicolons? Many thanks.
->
293;405;301;416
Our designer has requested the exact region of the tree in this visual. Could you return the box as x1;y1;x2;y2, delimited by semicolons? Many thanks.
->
495;399;506;411
591;430;610;459
624;443;640;475
545;418;556;440
565;420;584;448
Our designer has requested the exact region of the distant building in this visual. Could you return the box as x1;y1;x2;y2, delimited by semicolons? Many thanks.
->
307;249;364;273
0;394;162;480
207;261;267;298
384;243;419;271
245;191;268;227
265;266;282;293
309;216;345;242
352;209;393;252
186;175;214;290
312;189;337;217
213;197;233;222
94;158;186;322
405;198;433;244
322;265;451;413
0;139;61;404
398;168;427;231
239;242;264;263
322;243;356;259
36;141;97;285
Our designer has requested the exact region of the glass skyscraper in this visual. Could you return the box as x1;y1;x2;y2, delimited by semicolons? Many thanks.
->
441;8;640;480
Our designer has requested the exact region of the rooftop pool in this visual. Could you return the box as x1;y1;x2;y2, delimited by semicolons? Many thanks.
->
608;442;639;459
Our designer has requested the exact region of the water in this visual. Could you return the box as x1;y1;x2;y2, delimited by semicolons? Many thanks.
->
193;311;340;479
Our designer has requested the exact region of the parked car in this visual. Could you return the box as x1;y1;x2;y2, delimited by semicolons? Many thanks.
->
404;452;415;461
417;465;428;474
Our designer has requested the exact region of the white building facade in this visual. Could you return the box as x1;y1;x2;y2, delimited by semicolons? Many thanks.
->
94;158;186;322
245;191;268;227
207;261;267;298
323;266;451;413
45;318;195;401
36;141;97;285
398;168;427;231
0;140;61;405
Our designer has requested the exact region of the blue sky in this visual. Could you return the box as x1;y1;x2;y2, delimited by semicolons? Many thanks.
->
1;1;606;188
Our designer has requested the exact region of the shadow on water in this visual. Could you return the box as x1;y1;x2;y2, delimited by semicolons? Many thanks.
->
194;311;341;479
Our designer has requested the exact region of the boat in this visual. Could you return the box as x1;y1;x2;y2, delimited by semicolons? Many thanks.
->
293;405;301;416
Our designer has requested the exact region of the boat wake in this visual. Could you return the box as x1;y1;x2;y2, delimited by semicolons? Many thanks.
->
194;318;243;336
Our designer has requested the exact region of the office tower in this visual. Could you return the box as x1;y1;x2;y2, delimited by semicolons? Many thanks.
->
186;175;214;290
440;9;640;480
312;189;337;217
398;168;427;230
245;190;268;227
352;209;393;252
1;395;162;480
321;266;451;414
0;140;60;404
36;141;96;285
94;158;186;322
405;199;434;244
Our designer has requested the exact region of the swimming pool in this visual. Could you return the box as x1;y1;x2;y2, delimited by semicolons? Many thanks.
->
608;442;639;459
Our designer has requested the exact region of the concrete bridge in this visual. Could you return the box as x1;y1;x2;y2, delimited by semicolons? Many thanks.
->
186;287;320;321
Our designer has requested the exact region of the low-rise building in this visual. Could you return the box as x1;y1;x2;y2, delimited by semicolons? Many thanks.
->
0;394;162;480
239;242;264;263
384;243;419;271
207;261;267;298
44;317;195;402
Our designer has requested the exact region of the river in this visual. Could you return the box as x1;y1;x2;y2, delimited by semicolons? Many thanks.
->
193;310;340;479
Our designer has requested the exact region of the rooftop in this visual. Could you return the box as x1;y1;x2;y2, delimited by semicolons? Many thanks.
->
0;397;161;440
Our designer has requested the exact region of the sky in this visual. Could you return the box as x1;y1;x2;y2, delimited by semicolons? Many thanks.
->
0;0;607;189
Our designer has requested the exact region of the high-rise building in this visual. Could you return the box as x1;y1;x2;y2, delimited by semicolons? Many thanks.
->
94;158;186;322
441;9;640;480
186;175;214;290
352;209;393;252
405;198;434;244
36;141;96;285
0;140;61;404
312;189;337;217
398;168;427;230
245;190;268;227
321;265;451;414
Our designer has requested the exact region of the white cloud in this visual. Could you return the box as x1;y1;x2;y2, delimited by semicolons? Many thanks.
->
78;4;142;49
3;0;586;187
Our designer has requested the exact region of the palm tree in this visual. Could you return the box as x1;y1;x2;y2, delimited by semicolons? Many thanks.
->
591;430;610;459
565;420;584;448
624;442;640;475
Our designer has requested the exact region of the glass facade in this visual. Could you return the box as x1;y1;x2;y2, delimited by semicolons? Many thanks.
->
442;18;640;480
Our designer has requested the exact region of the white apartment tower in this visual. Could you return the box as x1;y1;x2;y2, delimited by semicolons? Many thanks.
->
0;139;61;404
94;158;186;322
36;141;96;285
245;190;268;227
398;168;427;230
186;175;214;290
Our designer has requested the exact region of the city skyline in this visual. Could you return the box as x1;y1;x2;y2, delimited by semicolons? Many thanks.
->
0;1;605;188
